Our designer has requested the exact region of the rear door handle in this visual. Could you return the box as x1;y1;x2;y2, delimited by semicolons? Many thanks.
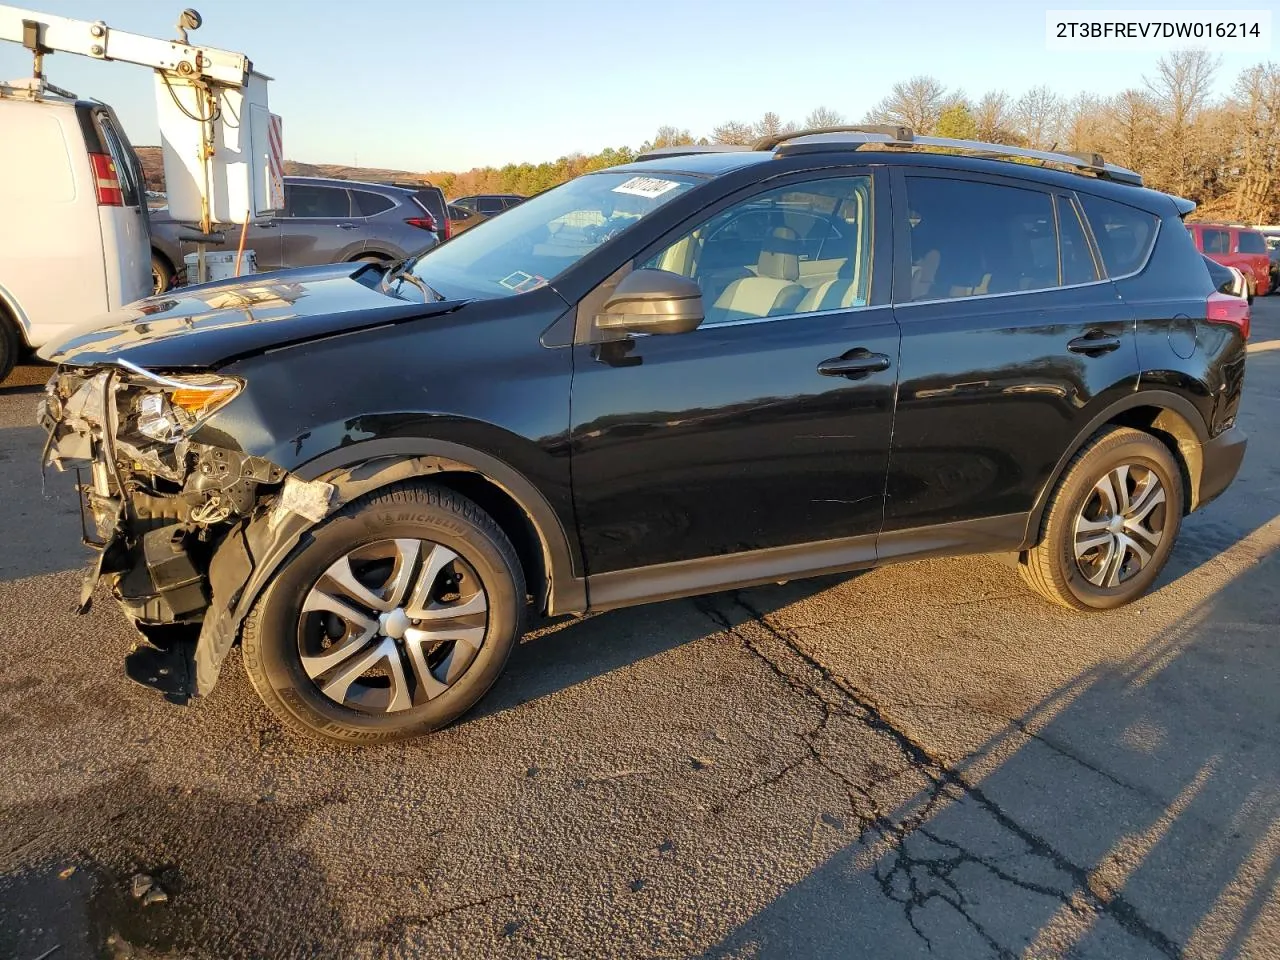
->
1067;332;1122;356
817;350;892;379
338;222;357;230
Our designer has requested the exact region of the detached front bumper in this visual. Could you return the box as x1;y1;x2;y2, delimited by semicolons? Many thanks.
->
38;366;329;698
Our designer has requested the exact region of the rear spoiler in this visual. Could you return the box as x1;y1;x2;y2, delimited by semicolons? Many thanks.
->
1171;196;1196;219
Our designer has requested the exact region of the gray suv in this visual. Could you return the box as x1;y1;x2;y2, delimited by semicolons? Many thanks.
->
149;176;440;292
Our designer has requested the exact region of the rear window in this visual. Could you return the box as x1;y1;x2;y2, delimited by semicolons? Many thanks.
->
1079;194;1159;277
351;190;394;217
414;189;447;225
1238;231;1267;254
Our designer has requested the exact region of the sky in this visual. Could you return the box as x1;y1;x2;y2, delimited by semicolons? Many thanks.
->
0;0;1273;172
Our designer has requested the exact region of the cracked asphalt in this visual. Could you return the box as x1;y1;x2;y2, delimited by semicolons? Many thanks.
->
1;299;1278;960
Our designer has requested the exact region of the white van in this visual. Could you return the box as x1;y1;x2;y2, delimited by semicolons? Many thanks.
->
0;79;152;381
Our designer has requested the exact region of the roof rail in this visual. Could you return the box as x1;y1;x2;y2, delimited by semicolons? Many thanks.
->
752;124;913;151
635;144;753;162
766;128;1143;186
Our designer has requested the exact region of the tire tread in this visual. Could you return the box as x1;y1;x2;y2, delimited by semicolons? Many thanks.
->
241;480;524;744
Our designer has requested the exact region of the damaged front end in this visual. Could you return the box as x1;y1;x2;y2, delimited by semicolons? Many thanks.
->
40;362;333;699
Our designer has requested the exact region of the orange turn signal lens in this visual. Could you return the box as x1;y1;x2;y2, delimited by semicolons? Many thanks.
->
169;384;240;419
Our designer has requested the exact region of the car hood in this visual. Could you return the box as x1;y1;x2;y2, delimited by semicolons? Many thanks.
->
40;262;464;369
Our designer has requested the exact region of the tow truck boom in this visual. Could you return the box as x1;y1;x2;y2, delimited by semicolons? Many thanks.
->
0;6;249;87
1;6;282;283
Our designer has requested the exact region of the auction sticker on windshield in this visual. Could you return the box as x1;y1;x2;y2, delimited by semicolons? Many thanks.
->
613;177;682;199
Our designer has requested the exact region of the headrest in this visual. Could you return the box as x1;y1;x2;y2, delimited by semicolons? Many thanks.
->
758;226;800;281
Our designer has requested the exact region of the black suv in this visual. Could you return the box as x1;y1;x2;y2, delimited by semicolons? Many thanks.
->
451;193;525;217
39;127;1249;744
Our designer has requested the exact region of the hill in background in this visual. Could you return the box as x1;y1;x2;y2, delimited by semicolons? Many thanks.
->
134;146;436;194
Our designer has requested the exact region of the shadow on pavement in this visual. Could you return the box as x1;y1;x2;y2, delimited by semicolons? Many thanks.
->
0;770;348;960
702;536;1280;959
471;574;853;724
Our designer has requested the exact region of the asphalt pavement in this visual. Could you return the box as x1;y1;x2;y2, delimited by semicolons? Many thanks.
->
1;300;1278;960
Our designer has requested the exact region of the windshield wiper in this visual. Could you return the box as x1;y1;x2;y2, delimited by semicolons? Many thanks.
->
380;257;444;302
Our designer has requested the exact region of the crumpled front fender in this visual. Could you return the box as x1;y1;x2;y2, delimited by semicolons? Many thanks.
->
192;455;511;696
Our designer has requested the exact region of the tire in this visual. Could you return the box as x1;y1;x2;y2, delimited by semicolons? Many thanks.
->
151;253;174;296
242;481;526;744
354;254;389;263
1019;427;1184;611
0;314;18;384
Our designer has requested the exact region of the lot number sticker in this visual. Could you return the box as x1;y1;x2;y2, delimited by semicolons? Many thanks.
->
613;177;681;199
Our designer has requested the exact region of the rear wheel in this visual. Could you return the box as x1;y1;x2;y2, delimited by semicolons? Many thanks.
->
151;253;174;295
241;482;525;744
1019;427;1183;611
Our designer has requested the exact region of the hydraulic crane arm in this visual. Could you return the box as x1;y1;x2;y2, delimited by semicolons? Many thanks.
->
0;5;250;88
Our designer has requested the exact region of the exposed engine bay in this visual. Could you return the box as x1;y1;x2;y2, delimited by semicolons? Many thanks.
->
39;363;335;697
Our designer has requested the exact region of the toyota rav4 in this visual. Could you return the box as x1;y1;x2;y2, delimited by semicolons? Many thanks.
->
38;127;1249;744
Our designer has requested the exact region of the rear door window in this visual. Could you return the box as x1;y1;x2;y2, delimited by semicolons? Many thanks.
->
1200;227;1230;255
1237;231;1267;254
285;185;351;218
1078;194;1160;276
477;197;505;215
351;190;395;217
904;176;1059;300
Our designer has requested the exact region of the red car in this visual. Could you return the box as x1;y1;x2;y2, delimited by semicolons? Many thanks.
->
1187;222;1273;300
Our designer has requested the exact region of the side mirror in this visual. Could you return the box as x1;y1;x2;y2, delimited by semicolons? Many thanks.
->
596;269;704;336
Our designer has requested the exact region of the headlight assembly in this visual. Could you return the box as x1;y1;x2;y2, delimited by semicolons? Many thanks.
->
116;360;243;444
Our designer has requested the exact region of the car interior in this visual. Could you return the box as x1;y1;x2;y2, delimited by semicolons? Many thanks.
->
646;178;873;325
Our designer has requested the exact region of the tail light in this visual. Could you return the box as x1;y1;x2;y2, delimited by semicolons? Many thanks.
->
405;215;437;234
1207;291;1250;340
440;216;452;241
89;152;123;206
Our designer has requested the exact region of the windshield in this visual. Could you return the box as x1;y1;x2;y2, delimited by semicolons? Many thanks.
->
413;171;698;298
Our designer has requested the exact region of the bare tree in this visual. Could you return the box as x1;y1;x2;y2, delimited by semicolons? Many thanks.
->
864;75;952;134
711;120;755;145
973;90;1019;143
1228;63;1280;223
753;112;797;141
1145;50;1221;197
1062;93;1108;153
651;125;694;149
804;106;845;129
1099;89;1163;175
1014;86;1066;149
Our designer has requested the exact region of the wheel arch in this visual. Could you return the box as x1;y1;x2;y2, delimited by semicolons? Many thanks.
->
293;439;585;616
0;284;32;347
192;438;585;699
1022;390;1208;548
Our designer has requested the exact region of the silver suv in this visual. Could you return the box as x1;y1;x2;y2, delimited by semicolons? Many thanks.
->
148;176;440;293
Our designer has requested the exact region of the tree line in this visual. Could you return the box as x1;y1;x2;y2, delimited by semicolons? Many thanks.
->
426;53;1279;224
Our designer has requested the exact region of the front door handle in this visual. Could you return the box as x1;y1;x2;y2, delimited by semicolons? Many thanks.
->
1067;332;1122;356
338;222;357;230
817;350;892;379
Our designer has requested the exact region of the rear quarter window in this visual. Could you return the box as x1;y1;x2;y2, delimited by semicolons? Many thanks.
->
1078;194;1159;277
351;190;395;217
1237;231;1267;254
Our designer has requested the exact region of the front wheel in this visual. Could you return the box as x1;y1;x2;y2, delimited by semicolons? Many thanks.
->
1019;427;1184;611
241;482;526;744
